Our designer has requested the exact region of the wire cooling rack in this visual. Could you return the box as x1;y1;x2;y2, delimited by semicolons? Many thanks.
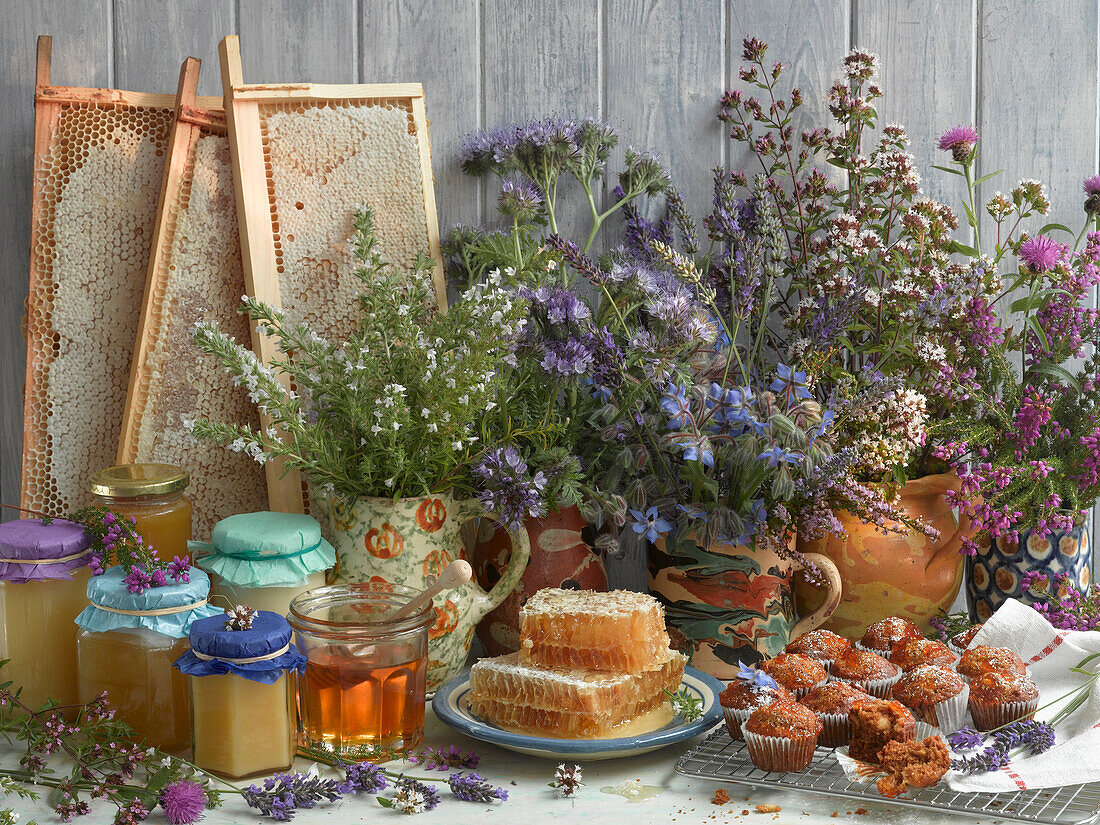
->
677;729;1100;825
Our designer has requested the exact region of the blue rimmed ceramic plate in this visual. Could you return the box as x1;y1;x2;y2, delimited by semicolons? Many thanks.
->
432;666;724;761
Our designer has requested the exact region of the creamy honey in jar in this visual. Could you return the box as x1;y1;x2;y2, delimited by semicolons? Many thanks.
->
75;566;220;751
196;512;335;618
174;609;306;778
0;518;92;708
88;464;192;563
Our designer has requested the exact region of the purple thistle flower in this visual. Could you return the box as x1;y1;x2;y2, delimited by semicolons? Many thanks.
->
159;781;206;825
937;124;980;161
629;506;675;543
447;772;509;804
1018;235;1065;273
1084;175;1100;215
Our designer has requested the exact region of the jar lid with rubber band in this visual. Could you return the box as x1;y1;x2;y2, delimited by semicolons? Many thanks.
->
0;518;91;583
74;566;221;639
194;511;336;589
173;611;307;684
88;463;189;498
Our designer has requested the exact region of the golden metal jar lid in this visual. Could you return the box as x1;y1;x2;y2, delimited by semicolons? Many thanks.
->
88;463;190;497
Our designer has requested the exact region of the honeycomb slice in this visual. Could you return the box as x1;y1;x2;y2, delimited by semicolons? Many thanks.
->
23;100;173;515
123;128;268;539
468;651;685;739
518;588;672;673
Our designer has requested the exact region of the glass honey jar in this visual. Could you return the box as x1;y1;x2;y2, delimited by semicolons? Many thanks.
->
75;566;220;751
0;518;92;709
196;512;336;618
289;583;432;760
174;609;306;779
88;464;192;563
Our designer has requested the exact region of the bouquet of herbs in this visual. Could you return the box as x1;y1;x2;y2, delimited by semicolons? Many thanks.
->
716;37;1000;486
190;206;528;507
931;136;1100;553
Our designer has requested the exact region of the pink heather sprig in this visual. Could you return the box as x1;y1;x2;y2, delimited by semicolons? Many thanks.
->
1024;571;1100;631
69;505;191;594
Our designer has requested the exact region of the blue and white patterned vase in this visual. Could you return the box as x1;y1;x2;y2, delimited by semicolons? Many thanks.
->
965;521;1091;623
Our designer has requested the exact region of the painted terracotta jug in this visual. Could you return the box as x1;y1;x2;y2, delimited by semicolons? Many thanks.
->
795;472;969;638
649;533;841;677
316;493;529;691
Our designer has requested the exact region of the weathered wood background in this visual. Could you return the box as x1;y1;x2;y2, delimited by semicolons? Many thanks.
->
1;0;1097;547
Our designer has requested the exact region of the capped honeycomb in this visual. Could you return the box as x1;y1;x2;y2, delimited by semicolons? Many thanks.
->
23;101;174;516
519;589;673;673
468;652;685;739
122;128;268;539
257;97;438;341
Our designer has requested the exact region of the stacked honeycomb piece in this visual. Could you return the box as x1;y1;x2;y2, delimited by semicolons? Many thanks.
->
468;589;686;738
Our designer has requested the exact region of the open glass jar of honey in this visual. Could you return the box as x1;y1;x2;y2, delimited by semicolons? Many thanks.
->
289;583;432;760
88;464;192;563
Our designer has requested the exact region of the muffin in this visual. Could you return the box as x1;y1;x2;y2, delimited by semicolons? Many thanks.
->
876;736;950;797
801;682;875;747
891;665;969;732
848;698;916;764
968;670;1040;731
889;637;957;671
785;629;852;669
719;676;794;740
742;699;823;772
759;653;827;698
830;649;902;698
956;645;1027;682
859;617;923;656
948;623;983;654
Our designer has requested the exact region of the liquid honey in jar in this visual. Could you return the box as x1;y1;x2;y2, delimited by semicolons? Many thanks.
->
196;512;335;618
0;518;92;708
89;464;192;563
75;566;220;751
174;609;306;779
289;583;432;759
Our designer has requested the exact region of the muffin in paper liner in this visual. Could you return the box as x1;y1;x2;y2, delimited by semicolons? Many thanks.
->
832;670;903;700
722;706;753;741
742;728;819;772
854;641;892;659
815;712;851;748
970;696;1039;731
909;684;970;733
790;677;829;700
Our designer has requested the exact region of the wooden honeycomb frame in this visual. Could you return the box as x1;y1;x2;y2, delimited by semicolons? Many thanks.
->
21;37;221;517
218;34;447;513
118;58;268;539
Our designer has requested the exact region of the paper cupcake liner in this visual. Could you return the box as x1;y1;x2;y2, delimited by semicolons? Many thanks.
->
910;685;969;733
854;641;892;658
831;670;902;699
742;728;818;773
789;677;829;700
815;711;851;748
722;706;753;741
970;696;1039;731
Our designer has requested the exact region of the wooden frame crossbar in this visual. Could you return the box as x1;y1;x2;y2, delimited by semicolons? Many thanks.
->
218;34;447;513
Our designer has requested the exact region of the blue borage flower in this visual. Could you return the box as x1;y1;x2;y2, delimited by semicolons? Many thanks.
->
674;435;715;468
756;446;805;467
735;660;779;690
732;499;768;545
630;506;675;543
660;384;693;429
769;362;813;403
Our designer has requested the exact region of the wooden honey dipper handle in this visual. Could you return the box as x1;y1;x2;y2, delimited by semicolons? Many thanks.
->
386;560;473;622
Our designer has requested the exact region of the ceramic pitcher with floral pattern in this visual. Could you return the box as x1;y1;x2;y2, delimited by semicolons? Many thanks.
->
316;493;529;691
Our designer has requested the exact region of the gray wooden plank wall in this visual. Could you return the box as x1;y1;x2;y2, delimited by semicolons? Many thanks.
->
1;0;1098;544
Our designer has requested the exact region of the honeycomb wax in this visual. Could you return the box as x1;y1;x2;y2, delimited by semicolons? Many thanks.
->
468;651;685;739
518;588;672;673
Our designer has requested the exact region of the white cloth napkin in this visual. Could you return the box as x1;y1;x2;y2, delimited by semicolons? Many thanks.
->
944;598;1100;792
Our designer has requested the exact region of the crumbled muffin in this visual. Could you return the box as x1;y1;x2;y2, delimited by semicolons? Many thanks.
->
785;629;852;663
957;645;1027;680
847;698;916;764
758;653;827;696
876;736;950;797
889;637;957;671
860;617;923;654
801;682;875;747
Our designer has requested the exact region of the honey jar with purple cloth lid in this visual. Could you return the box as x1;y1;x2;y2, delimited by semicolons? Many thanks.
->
0;518;92;708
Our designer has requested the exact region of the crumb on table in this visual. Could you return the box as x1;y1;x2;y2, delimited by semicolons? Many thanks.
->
855;808;869;815
711;789;730;805
755;803;782;813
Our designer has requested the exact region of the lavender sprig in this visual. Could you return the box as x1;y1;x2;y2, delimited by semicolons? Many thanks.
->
408;745;479;772
948;721;1057;773
241;772;345;821
447;772;509;804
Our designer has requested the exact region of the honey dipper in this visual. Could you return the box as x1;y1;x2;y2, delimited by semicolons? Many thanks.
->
385;559;473;621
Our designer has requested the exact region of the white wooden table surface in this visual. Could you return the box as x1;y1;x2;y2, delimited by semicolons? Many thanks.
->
4;706;1004;825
